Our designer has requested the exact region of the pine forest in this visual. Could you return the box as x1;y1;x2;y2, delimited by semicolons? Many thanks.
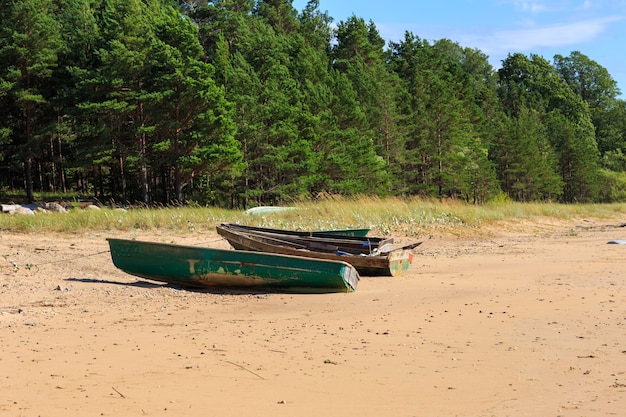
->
2;0;626;207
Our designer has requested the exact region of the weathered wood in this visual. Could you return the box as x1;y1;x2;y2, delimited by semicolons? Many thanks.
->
216;223;421;277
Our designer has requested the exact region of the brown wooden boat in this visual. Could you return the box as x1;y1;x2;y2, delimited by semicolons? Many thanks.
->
217;223;393;254
216;223;421;277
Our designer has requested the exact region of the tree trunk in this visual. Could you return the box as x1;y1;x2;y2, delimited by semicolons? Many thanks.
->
138;101;149;205
24;103;34;203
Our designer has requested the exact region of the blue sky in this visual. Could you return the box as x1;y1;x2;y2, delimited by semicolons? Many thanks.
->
291;0;626;97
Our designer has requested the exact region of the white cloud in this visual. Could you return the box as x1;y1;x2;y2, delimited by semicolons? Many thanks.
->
511;0;550;12
465;16;623;54
505;0;598;13
580;0;594;10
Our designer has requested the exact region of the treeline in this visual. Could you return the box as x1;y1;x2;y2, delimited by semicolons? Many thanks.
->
2;0;626;206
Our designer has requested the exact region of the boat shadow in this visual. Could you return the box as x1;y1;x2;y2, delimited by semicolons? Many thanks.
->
66;277;164;289
64;277;317;295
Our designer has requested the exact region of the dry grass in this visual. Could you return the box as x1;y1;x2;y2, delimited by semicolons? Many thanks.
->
1;196;625;237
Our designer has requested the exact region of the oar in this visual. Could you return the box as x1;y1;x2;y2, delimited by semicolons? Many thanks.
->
377;241;422;254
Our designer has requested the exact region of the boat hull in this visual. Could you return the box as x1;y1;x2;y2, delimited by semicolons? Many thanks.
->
219;223;390;254
216;224;417;277
107;238;359;293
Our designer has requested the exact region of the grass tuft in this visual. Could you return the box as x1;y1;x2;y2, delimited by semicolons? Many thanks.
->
1;197;625;237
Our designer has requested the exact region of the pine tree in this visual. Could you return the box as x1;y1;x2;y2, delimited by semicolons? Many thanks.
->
494;106;563;201
389;34;499;200
498;53;600;202
0;0;63;202
554;51;623;160
149;2;243;204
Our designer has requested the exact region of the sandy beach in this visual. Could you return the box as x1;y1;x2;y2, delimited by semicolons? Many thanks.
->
1;219;625;417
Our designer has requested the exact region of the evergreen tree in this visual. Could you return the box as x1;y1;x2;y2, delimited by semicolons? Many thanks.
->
74;0;242;204
48;0;100;195
254;0;298;33
2;0;624;205
388;33;498;201
312;70;390;195
73;0;157;203
331;16;394;193
545;109;599;202
0;0;63;202
149;1;243;204
203;1;313;204
493;106;563;201
498;53;600;202
554;51;623;160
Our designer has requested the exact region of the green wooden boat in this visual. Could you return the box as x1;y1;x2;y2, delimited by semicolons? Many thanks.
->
107;238;359;293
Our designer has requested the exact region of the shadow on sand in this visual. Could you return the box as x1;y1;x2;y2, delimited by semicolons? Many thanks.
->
64;277;293;295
